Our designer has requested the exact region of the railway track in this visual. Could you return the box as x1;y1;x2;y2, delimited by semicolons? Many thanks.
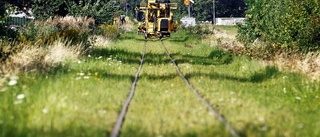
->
111;40;239;137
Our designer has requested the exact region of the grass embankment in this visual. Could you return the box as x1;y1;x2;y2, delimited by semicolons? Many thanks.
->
0;27;319;137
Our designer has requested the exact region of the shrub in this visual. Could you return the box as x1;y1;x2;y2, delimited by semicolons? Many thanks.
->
237;0;320;52
2;40;84;74
97;24;120;40
18;16;94;50
65;0;114;25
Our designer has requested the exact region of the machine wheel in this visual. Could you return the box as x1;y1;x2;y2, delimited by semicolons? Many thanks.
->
144;33;148;39
159;33;163;39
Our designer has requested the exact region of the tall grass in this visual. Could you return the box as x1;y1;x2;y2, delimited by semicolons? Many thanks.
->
0;41;139;137
210;25;320;81
1;40;84;74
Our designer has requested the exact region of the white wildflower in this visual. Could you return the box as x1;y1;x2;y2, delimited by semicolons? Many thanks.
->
8;80;17;86
296;97;302;100
17;94;25;100
258;117;265;122
42;108;49;114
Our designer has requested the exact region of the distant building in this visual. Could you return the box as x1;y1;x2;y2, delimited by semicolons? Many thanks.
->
215;18;244;25
180;16;196;27
5;11;34;30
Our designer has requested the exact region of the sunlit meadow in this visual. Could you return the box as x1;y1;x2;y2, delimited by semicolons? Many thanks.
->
0;27;319;137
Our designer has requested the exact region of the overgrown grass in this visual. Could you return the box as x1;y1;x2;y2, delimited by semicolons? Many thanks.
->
212;25;320;80
0;45;139;136
0;25;319;137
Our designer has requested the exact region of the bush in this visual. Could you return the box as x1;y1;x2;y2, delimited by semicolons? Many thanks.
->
237;0;320;52
65;0;114;25
18;16;94;49
97;24;120;40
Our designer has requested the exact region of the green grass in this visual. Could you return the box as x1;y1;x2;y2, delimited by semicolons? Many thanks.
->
0;45;140;136
1;27;320;137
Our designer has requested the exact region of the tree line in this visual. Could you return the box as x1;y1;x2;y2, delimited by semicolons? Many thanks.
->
1;0;246;25
0;0;128;25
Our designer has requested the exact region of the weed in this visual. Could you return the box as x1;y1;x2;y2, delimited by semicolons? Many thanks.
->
1;40;84;75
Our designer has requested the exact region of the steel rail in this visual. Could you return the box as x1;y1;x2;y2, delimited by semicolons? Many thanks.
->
111;41;147;137
160;40;239;137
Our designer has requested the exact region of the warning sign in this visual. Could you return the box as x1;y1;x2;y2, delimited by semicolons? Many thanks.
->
184;0;190;6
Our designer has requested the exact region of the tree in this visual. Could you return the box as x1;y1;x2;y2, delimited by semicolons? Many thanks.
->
29;0;117;25
172;0;246;22
0;1;5;17
237;0;320;51
31;0;65;19
65;0;115;25
216;0;246;17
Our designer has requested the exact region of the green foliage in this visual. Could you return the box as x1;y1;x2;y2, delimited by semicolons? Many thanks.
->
97;24;120;40
208;49;233;64
172;0;246;21
31;0;114;25
65;0;114;25
0;23;20;41
31;0;65;20
215;0;246;17
18;16;94;49
18;21;56;44
237;0;320;52
0;1;5;17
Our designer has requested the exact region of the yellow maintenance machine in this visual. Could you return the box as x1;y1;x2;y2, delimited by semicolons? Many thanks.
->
137;0;178;39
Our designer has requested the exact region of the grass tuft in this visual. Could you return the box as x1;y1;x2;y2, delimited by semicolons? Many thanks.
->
1;40;84;75
266;52;320;81
203;25;320;81
89;35;111;48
